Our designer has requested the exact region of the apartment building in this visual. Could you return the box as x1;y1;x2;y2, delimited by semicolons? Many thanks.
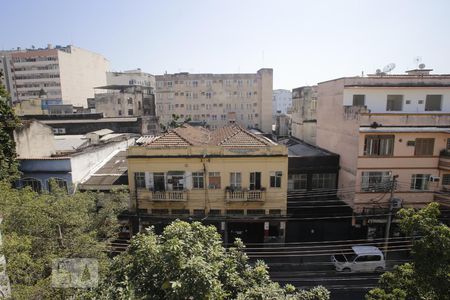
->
0;45;109;106
290;86;318;145
127;124;288;243
272;89;292;116
316;69;450;220
154;69;273;133
92;85;158;135
106;69;155;88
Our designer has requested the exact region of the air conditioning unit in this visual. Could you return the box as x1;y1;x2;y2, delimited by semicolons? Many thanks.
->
392;198;403;209
429;176;440;182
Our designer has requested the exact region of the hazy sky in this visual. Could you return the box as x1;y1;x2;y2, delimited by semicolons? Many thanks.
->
2;0;450;89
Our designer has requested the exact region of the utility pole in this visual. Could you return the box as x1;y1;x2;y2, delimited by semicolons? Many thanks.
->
384;175;398;260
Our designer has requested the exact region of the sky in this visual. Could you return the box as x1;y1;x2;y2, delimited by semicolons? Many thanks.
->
2;0;450;90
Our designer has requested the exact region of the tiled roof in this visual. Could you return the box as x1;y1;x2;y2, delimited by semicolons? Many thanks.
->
143;124;274;148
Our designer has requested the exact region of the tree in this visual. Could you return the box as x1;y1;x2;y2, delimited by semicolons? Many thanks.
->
366;203;450;300
0;181;128;299
98;220;329;300
160;114;192;132
0;70;21;181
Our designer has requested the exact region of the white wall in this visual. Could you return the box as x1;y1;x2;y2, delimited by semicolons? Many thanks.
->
70;138;133;187
59;46;109;107
343;88;450;113
14;121;56;158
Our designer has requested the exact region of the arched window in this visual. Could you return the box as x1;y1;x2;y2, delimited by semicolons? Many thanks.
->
21;178;42;193
47;177;68;193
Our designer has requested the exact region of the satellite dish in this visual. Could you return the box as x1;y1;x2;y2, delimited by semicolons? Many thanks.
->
375;69;382;75
383;63;396;73
419;63;426;69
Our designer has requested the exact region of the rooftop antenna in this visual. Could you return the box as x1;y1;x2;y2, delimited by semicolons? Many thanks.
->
418;63;426;69
413;56;422;68
383;63;396;74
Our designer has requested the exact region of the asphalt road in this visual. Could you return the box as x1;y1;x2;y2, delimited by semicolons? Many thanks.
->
270;269;380;300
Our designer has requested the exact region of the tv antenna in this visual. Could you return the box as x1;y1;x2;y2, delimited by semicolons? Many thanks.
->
383;63;396;74
413;56;422;67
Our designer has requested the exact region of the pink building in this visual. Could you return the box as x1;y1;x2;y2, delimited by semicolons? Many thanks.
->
316;69;450;228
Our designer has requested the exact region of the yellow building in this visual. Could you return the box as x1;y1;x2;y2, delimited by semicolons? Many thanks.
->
127;124;288;243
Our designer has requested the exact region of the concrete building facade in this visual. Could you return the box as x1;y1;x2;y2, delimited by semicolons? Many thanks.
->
272;89;292;117
315;70;450;217
127;124;288;243
290;86;318;145
92;85;159;135
154;69;273;133
0;45;109;106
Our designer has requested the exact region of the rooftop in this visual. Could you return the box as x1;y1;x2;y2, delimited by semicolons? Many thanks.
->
142;124;276;148
278;137;336;157
79;150;128;191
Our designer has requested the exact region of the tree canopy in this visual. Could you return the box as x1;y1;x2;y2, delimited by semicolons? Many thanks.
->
0;181;128;299
0;70;21;181
98;220;330;300
366;202;450;300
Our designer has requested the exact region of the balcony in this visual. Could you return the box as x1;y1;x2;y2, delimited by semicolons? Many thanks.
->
439;150;450;171
138;189;186;201
226;189;265;202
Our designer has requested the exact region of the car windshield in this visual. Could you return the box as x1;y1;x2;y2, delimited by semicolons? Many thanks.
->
334;254;347;262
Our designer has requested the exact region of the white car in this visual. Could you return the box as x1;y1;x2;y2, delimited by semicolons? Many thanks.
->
331;246;386;273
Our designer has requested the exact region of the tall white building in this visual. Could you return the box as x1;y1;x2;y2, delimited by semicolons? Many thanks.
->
0;45;109;107
155;68;273;133
272;89;292;116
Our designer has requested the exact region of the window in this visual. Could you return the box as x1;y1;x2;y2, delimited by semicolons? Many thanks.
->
269;209;282;215
48;178;67;192
153;172;165;191
21;178;42;193
192;172;204;189
410;174;430;191
230;172;242;189
249;172;262;190
135;172;146;188
127;97;133;104
311;173;336;189
206;92;212;99
447;138;450;150
193;209;205;216
226;209;244;215
118;110;122;116
117;99;121;104
425;95;442;111
361;171;391;192
414;138;434;156
364;135;394;156
209;209;221;215
128;109;133;116
442;174;450;186
353;94;365;106
386;95;403;111
208;172;221;189
169;173;184;191
288;174;307;190
172;209;189;215
270;171;282;188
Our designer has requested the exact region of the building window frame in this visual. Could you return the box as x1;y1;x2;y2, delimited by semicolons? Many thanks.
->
249;172;262;190
192;172;204;189
311;173;336;190
270;171;282;188
425;95;442;111
386;95;403;111
364;135;394;156
288;173;307;191
208;172;221;189
230;172;242;189
410;174;430;191
414;138;434;156
352;94;365;106
361;171;391;192
135;172;146;188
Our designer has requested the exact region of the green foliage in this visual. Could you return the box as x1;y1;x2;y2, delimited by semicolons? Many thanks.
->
161;114;192;132
0;70;21;182
98;220;330;300
366;203;450;300
0;181;128;299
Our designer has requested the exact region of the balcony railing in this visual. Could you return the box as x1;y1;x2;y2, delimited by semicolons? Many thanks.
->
226;190;265;202
139;189;186;201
